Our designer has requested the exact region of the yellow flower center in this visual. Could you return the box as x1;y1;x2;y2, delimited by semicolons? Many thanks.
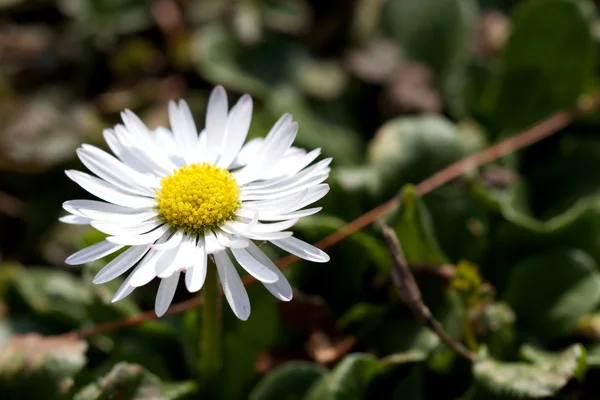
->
156;163;240;233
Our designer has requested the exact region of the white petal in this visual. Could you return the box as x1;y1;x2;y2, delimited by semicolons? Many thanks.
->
153;126;180;156
230;137;263;168
150;230;183;250
154;245;182;278
155;235;196;279
65;170;156;208
239;231;293;241
277;148;322;176
93;245;149;284
214;251;251;321
229;219;299;234
113;124;174;175
103;128;157;175
107;224;170;245
241;189;307;214
217;94;253;169
91;217;163;236
169;100;199;163
231;247;279;283
129;249;163;287
204;86;228;163
65;240;124;265
59;214;91;225
234;119;298;185
63;200;157;222
214;229;249;248
241;158;331;195
240;175;328;202
204;230;224;254
257;207;322;221
197;129;208;156
155;272;180;317
77;145;158;195
121;111;179;171
271;236;330;263
185;237;207;292
245;241;293;301
282;184;330;214
112;271;138;302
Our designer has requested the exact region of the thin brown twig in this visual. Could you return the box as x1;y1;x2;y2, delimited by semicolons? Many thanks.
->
62;91;600;340
380;223;476;361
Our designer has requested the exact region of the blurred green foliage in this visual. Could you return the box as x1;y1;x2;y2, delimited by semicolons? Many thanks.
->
2;0;600;398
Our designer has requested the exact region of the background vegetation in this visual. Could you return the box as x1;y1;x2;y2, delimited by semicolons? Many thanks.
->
2;0;600;398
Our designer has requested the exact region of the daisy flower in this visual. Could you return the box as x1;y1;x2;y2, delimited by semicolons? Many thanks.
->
61;85;330;320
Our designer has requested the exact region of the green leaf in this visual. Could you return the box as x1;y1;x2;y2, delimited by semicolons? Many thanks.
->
192;24;302;99
388;185;448;264
0;334;87;400
249;361;325;400
367;115;486;200
473;344;587;398
424;183;490;263
305;354;382;400
162;381;198;400
73;362;170;400
503;248;600;341
7;268;92;330
58;0;152;40
493;0;595;132
482;181;600;285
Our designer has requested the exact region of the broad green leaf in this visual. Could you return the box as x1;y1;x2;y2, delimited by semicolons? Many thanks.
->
0;334;87;400
249;361;325;400
192;24;302;99
493;0;595;132
503;248;600;341
520;345;587;381
473;344;587;398
367;115;486;200
387;185;448;264
7;267;92;330
424;183;490;263
58;0;152;41
381;0;478;114
73;362;168;400
305;354;382;400
162;381;199;400
480;180;600;280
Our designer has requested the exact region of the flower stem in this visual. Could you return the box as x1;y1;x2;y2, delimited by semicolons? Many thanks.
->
199;261;221;392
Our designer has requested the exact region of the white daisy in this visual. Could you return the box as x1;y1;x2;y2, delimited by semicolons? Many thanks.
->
61;85;330;320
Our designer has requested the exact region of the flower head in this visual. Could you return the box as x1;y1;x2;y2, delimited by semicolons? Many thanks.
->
62;86;330;320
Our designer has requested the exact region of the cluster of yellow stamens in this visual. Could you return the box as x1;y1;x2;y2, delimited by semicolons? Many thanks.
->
156;163;240;233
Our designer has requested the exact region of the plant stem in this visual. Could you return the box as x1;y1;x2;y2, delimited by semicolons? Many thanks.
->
199;261;221;392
